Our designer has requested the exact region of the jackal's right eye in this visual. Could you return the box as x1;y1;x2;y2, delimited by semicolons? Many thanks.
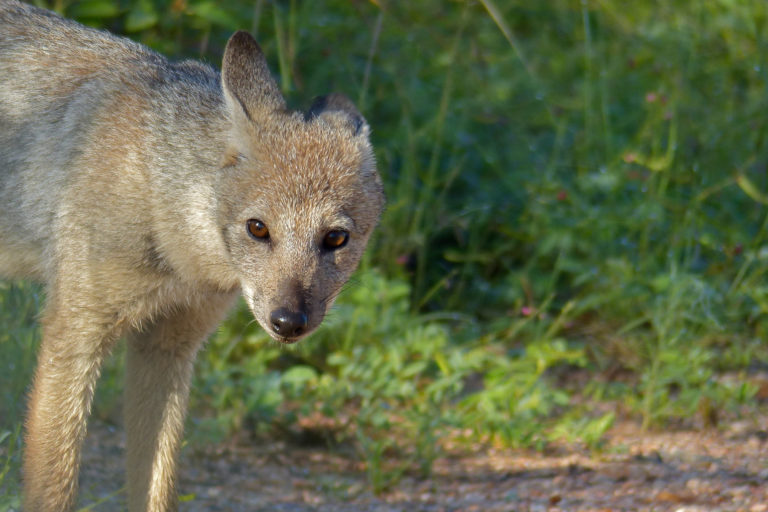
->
246;219;270;240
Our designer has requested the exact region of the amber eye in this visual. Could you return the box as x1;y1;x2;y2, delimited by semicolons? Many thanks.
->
323;230;349;250
246;219;270;240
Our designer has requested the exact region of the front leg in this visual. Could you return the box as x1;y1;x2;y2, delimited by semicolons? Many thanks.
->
24;302;120;512
124;292;236;512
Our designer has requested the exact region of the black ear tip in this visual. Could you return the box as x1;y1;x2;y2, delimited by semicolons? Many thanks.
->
304;95;329;122
304;94;366;135
229;30;253;42
226;30;262;55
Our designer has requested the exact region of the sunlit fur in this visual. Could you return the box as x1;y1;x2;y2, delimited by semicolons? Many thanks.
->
0;1;384;510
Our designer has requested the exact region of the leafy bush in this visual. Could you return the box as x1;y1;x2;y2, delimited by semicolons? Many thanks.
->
1;0;767;495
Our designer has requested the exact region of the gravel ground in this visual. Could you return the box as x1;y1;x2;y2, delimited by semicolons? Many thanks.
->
77;412;768;512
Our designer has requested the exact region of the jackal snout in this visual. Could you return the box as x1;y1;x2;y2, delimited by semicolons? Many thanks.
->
270;307;308;339
268;280;309;340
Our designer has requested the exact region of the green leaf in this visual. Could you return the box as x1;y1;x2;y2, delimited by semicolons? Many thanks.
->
187;2;240;29
67;0;121;19
281;365;318;389
736;173;768;204
125;0;159;32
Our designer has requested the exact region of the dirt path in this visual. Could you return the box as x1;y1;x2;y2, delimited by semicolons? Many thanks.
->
78;414;768;511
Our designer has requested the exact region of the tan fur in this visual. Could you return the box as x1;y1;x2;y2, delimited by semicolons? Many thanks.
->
0;1;384;510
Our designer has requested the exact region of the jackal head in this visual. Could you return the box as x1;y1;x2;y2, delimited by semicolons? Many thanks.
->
217;31;384;343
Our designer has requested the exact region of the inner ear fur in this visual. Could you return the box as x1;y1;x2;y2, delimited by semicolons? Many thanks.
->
221;31;286;122
304;93;369;137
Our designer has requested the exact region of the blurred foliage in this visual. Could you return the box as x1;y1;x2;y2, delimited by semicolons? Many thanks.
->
2;0;768;498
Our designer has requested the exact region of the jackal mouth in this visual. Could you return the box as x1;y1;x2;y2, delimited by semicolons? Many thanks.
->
267;325;317;344
258;319;310;344
247;310;314;344
275;335;302;345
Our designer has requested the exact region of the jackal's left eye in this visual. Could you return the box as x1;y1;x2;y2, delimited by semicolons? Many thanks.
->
323;230;349;250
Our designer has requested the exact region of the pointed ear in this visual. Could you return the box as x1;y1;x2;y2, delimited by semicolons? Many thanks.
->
221;31;285;122
304;93;369;137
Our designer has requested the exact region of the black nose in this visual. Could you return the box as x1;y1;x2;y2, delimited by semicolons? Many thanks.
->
269;308;308;338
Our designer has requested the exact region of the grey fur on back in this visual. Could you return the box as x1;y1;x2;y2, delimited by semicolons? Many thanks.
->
0;0;228;283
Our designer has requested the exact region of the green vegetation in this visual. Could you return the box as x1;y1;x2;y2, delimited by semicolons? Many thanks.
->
3;0;768;499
